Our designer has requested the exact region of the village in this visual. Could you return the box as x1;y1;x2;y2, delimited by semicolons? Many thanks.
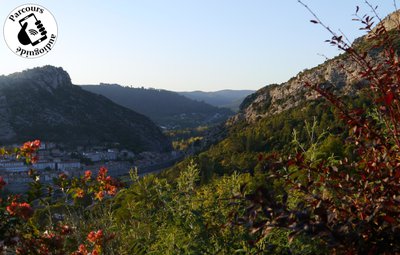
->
0;141;183;193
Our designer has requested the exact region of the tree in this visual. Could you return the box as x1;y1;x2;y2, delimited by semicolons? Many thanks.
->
234;3;400;254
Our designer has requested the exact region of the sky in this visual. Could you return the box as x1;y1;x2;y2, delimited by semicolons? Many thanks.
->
0;1;397;92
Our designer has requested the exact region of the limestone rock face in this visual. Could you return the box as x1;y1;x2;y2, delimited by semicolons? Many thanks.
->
6;66;72;92
235;54;364;123
374;10;400;32
233;11;400;124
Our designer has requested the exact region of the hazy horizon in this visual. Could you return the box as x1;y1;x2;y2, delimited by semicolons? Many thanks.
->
79;82;257;93
0;1;396;91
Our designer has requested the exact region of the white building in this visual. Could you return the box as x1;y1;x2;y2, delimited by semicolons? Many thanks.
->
0;161;28;172
83;151;118;162
83;152;102;162
104;150;117;161
57;161;81;171
32;161;56;170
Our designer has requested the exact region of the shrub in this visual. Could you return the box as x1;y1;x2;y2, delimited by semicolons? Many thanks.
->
234;3;400;254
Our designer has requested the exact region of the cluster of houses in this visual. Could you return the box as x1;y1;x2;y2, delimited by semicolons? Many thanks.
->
0;142;182;193
0;142;136;173
0;160;81;173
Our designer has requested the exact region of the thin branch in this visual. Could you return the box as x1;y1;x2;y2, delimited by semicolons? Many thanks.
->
297;1;341;40
339;29;352;45
364;0;382;23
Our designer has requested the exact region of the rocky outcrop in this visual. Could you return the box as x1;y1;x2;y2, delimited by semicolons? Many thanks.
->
235;11;400;124
5;66;72;92
373;10;400;32
236;54;363;123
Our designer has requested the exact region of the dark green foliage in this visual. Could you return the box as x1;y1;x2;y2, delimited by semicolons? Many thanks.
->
316;135;344;159
165;90;373;187
106;163;321;254
82;84;233;129
166;99;348;179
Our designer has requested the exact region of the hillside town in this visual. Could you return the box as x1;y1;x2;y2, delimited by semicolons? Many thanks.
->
0;141;183;193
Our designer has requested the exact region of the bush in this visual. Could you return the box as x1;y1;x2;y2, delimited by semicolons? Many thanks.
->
234;4;400;254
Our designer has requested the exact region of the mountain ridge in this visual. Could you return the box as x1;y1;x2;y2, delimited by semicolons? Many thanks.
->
0;66;171;152
82;83;233;129
178;89;255;111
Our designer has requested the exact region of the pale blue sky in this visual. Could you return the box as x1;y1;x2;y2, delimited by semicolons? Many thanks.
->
0;1;396;91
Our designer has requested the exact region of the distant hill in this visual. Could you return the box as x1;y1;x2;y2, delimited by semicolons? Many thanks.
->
178;90;255;111
82;84;233;129
0;66;171;152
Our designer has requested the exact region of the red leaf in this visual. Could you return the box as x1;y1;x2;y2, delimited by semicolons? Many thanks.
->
382;215;396;224
361;174;366;181
384;91;394;105
395;169;400;179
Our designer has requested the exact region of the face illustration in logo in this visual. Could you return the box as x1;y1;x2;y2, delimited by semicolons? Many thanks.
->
18;14;47;46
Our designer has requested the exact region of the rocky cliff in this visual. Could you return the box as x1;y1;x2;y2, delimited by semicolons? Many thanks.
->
235;10;400;124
